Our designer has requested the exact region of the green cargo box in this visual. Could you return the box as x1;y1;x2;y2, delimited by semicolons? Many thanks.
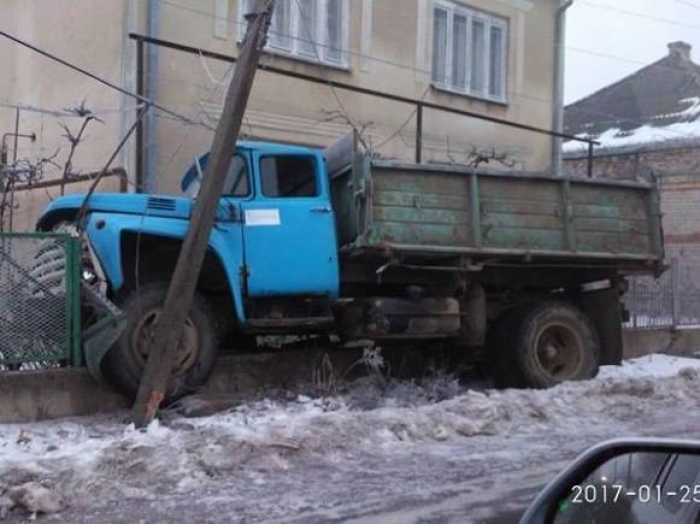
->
330;156;663;272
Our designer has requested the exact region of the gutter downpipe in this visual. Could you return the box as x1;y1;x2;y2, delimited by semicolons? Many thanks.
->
145;0;160;193
552;0;574;176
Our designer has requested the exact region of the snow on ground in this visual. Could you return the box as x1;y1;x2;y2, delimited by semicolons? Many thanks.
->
598;353;700;379
3;355;700;522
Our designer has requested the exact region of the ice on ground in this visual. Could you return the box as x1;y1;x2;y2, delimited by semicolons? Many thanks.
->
598;354;700;379
1;354;700;521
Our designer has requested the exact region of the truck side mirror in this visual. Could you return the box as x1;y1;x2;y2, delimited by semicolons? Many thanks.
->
520;439;700;523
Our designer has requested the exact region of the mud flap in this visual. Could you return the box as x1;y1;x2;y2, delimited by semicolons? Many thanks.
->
81;284;126;384
581;284;623;366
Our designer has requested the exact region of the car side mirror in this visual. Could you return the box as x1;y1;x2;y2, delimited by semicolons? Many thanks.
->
520;438;700;524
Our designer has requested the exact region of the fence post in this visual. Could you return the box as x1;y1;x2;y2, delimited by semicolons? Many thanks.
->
631;277;637;329
135;36;145;193
415;103;423;164
672;258;681;328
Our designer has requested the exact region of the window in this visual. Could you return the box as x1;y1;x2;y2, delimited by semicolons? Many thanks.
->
225;155;250;197
661;454;700;514
628;453;670;490
260;156;318;198
239;0;349;67
432;2;508;102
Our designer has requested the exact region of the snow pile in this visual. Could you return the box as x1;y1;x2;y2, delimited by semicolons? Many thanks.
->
598;353;700;379
1;355;700;519
0;482;62;518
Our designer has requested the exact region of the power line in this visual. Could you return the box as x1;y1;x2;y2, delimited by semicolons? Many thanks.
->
577;0;700;31
156;0;559;108
0;99;144;118
675;0;700;9
145;0;691;145
158;0;700;112
291;0;371;150
0;28;196;126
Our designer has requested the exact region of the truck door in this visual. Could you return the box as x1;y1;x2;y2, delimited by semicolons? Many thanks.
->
240;152;340;297
212;152;249;320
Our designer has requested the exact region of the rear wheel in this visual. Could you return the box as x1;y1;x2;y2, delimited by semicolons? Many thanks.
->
489;301;600;389
103;282;218;401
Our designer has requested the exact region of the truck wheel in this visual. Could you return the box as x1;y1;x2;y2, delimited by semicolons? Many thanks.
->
28;222;78;297
104;283;218;401
490;302;600;389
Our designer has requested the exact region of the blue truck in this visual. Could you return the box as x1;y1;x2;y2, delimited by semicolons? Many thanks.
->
36;137;664;399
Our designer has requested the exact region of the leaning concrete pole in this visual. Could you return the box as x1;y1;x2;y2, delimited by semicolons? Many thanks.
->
132;0;275;428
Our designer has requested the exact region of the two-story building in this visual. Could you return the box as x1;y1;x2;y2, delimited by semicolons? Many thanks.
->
0;0;572;228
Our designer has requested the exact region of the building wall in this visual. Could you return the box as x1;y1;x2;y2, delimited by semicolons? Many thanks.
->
1;0;561;225
564;145;700;260
0;0;143;231
148;0;560;193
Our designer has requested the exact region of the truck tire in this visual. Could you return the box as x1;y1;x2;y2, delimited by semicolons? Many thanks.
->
104;283;218;401
28;222;77;297
489;301;600;389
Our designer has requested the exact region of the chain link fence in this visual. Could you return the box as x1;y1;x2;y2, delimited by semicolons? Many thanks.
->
0;233;80;370
624;259;700;330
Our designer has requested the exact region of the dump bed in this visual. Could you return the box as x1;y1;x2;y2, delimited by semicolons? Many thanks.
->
330;156;663;271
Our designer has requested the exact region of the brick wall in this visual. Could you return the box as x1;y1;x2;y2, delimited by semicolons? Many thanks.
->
565;145;700;180
564;145;700;262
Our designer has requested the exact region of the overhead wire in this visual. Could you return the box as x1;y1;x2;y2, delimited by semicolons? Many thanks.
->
577;0;700;31
156;0;700;147
4;0;698;179
156;0;558;108
0;28;197;126
291;0;371;150
158;0;700;107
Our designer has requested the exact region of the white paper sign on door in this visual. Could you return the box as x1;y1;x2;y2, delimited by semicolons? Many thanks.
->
245;209;281;227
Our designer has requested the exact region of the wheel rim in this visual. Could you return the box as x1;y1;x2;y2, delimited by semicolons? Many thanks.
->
131;307;200;376
533;322;585;381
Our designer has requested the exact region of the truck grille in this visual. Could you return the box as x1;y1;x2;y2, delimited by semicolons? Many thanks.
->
146;197;177;212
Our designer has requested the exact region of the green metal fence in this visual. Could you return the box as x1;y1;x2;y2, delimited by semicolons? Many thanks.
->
0;233;81;370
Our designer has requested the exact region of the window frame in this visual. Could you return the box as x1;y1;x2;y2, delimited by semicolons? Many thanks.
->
224;153;252;198
431;0;508;104
258;154;321;199
238;0;350;69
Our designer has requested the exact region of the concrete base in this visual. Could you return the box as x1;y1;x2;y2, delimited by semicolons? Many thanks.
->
623;328;700;359
0;348;364;424
0;368;129;423
3;331;700;424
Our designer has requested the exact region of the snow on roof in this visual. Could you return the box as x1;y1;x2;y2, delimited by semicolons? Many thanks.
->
564;42;700;155
564;97;700;155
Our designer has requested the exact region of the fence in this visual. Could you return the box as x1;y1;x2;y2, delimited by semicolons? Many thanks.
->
624;259;700;330
0;233;81;370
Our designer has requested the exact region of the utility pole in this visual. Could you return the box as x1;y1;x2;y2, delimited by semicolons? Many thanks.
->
132;0;275;428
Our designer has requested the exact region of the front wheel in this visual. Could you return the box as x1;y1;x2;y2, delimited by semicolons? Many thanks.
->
103;283;218;401
489;301;600;389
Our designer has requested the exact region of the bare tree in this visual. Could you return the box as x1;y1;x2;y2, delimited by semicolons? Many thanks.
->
320;108;373;152
0;100;99;231
466;145;517;169
58;101;102;196
0;152;59;232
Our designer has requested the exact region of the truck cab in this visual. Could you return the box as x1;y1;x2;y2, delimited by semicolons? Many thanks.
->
40;142;341;326
180;142;341;316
